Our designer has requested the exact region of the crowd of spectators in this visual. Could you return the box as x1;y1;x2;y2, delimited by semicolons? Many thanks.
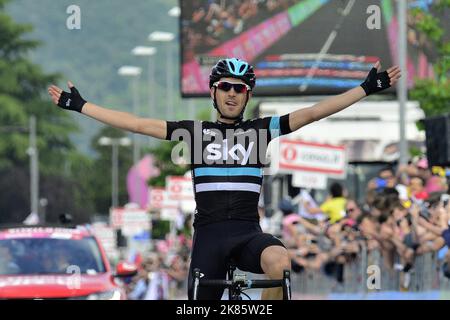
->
182;0;299;61
270;158;450;289
124;214;192;300
124;157;449;298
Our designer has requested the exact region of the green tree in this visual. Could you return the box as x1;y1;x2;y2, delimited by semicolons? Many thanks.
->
0;0;78;172
410;2;450;118
0;0;94;222
6;0;181;156
147;141;189;187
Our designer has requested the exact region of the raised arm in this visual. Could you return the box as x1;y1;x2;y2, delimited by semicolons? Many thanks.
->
418;216;446;237
48;81;167;140
287;62;401;132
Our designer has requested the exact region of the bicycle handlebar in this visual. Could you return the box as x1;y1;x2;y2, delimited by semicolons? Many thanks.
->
199;279;283;289
247;280;283;289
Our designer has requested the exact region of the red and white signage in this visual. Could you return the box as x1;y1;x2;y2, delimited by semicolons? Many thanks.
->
148;187;178;209
149;187;166;209
110;208;150;236
166;176;194;201
91;223;118;260
292;171;327;190
278;140;347;178
147;176;196;215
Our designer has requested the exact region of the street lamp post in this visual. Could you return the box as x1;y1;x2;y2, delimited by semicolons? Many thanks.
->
28;116;39;218
168;6;180;18
118;66;142;205
118;66;142;169
149;31;175;120
132;46;157;118
397;0;408;166
132;46;157;147
167;8;181;120
98;136;131;209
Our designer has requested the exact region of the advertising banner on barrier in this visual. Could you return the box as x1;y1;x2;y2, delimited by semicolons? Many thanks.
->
276;139;347;179
110;207;150;237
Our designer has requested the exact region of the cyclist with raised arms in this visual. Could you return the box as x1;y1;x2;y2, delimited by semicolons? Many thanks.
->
48;58;401;300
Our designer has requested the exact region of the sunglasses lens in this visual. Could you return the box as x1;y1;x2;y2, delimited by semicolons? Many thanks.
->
217;82;232;91
233;84;247;93
217;82;247;93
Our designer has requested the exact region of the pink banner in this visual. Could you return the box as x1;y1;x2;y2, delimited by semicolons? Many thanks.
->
127;155;160;209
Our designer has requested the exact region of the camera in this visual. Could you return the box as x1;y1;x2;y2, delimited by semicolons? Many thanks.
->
375;177;387;189
419;203;430;220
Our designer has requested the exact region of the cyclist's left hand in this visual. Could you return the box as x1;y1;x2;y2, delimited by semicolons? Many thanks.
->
360;61;401;96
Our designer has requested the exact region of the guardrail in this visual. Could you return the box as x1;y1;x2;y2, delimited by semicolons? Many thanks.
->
164;246;450;299
291;245;450;296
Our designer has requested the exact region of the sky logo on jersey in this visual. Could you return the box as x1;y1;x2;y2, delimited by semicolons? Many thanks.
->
169;120;281;168
206;140;255;165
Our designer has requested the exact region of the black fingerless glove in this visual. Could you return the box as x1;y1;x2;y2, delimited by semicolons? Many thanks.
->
360;67;391;96
57;86;87;113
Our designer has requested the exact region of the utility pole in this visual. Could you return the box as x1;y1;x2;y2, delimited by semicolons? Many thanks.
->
398;0;408;165
29;116;40;220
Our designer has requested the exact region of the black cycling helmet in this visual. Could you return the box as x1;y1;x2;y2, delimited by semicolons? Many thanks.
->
209;58;256;123
209;58;256;89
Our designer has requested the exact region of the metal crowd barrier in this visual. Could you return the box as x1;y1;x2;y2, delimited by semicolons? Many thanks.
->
165;248;450;299
291;245;450;296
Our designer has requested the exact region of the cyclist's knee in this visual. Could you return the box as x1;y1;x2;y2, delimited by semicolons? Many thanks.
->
261;246;290;277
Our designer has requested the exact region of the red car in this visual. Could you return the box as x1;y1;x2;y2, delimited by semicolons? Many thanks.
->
0;225;137;300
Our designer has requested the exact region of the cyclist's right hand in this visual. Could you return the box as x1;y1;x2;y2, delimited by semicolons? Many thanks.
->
48;81;87;113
